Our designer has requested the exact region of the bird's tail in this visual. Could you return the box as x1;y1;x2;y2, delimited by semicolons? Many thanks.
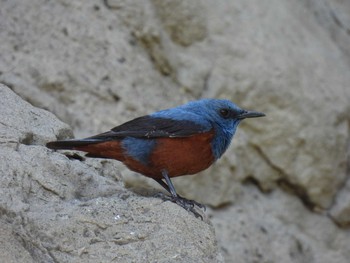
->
46;138;124;160
46;139;101;150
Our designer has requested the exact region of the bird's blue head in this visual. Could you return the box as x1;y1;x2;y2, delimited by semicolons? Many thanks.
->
179;99;265;159
152;99;265;160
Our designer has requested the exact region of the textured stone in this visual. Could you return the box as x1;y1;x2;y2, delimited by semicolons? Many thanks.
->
151;0;207;46
1;0;350;262
330;173;350;227
302;0;350;64
211;185;350;263
0;85;72;146
0;223;35;263
0;86;223;262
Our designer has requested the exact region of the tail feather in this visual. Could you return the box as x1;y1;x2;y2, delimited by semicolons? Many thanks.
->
46;139;102;150
46;139;125;161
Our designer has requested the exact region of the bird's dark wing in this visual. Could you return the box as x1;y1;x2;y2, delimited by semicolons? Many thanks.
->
88;115;210;140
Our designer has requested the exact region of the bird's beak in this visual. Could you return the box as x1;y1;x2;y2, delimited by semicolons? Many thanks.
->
237;110;265;119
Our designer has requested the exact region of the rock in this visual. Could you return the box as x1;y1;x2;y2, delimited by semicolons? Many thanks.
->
151;0;207;46
329;173;350;227
302;0;350;64
0;85;72;147
0;0;187;138
210;185;350;263
1;0;350;262
18;198;222;263
0;223;36;263
0;85;223;262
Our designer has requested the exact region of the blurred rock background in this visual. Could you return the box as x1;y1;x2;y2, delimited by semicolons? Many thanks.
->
0;0;349;262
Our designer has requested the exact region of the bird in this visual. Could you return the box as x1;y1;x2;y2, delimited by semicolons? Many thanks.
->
46;99;265;218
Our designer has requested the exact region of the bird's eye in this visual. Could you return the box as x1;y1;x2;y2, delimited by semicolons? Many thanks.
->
219;109;230;118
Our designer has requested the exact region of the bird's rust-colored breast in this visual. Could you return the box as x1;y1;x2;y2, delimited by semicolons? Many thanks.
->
123;131;215;179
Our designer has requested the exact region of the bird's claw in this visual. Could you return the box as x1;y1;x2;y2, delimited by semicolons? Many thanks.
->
155;192;206;219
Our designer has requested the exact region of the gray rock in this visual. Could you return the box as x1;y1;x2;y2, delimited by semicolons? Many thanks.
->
302;0;350;64
0;223;36;263
211;185;350;263
151;0;207;46
1;0;350;262
0;85;223;262
0;85;72;147
329;172;350;227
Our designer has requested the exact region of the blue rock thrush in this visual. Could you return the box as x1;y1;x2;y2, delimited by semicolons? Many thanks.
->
47;99;265;218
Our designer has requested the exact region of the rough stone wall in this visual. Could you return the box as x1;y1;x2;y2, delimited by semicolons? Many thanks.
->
1;0;350;262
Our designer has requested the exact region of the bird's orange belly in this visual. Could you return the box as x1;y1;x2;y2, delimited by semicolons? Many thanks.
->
123;131;215;179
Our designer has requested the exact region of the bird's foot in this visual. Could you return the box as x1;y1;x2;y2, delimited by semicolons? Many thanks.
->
155;192;206;219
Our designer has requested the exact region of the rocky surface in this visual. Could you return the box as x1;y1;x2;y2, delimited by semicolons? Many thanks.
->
0;85;222;262
1;0;350;262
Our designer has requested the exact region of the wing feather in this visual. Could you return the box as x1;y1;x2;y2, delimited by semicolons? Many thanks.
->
88;116;210;140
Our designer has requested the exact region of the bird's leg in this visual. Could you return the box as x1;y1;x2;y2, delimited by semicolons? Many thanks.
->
156;171;206;210
153;170;206;219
